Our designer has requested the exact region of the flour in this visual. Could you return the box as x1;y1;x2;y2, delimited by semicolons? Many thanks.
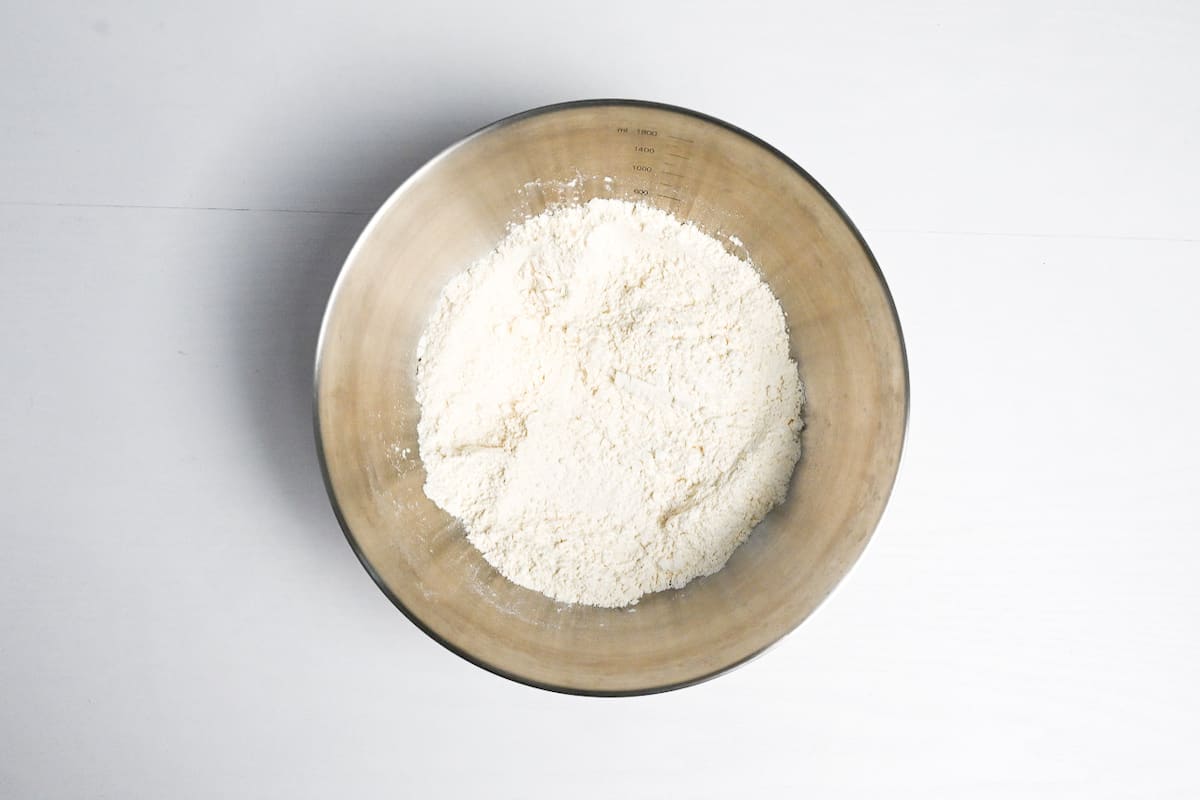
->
414;198;804;607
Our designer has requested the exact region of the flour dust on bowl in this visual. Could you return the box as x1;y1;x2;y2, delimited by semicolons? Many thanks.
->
314;100;908;695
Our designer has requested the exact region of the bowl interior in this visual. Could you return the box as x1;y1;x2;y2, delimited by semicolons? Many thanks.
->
315;102;907;694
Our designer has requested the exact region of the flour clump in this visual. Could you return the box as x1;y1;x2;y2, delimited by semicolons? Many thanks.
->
415;198;803;607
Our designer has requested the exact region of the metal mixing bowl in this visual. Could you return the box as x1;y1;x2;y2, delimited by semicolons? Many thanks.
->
314;100;908;695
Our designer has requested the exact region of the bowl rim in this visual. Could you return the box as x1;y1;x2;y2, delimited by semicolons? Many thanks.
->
312;98;911;697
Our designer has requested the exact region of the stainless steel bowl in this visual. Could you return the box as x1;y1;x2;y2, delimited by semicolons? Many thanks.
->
314;100;908;695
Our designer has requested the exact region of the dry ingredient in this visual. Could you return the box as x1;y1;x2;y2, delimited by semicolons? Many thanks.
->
415;198;803;607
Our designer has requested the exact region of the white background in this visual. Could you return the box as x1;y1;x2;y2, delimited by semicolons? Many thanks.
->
2;0;1198;796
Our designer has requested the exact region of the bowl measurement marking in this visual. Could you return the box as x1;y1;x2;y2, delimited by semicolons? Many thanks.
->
616;124;690;205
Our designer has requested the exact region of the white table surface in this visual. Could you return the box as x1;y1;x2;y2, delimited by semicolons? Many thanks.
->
3;1;1198;796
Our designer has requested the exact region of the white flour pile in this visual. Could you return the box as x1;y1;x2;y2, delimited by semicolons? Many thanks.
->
415;198;803;607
